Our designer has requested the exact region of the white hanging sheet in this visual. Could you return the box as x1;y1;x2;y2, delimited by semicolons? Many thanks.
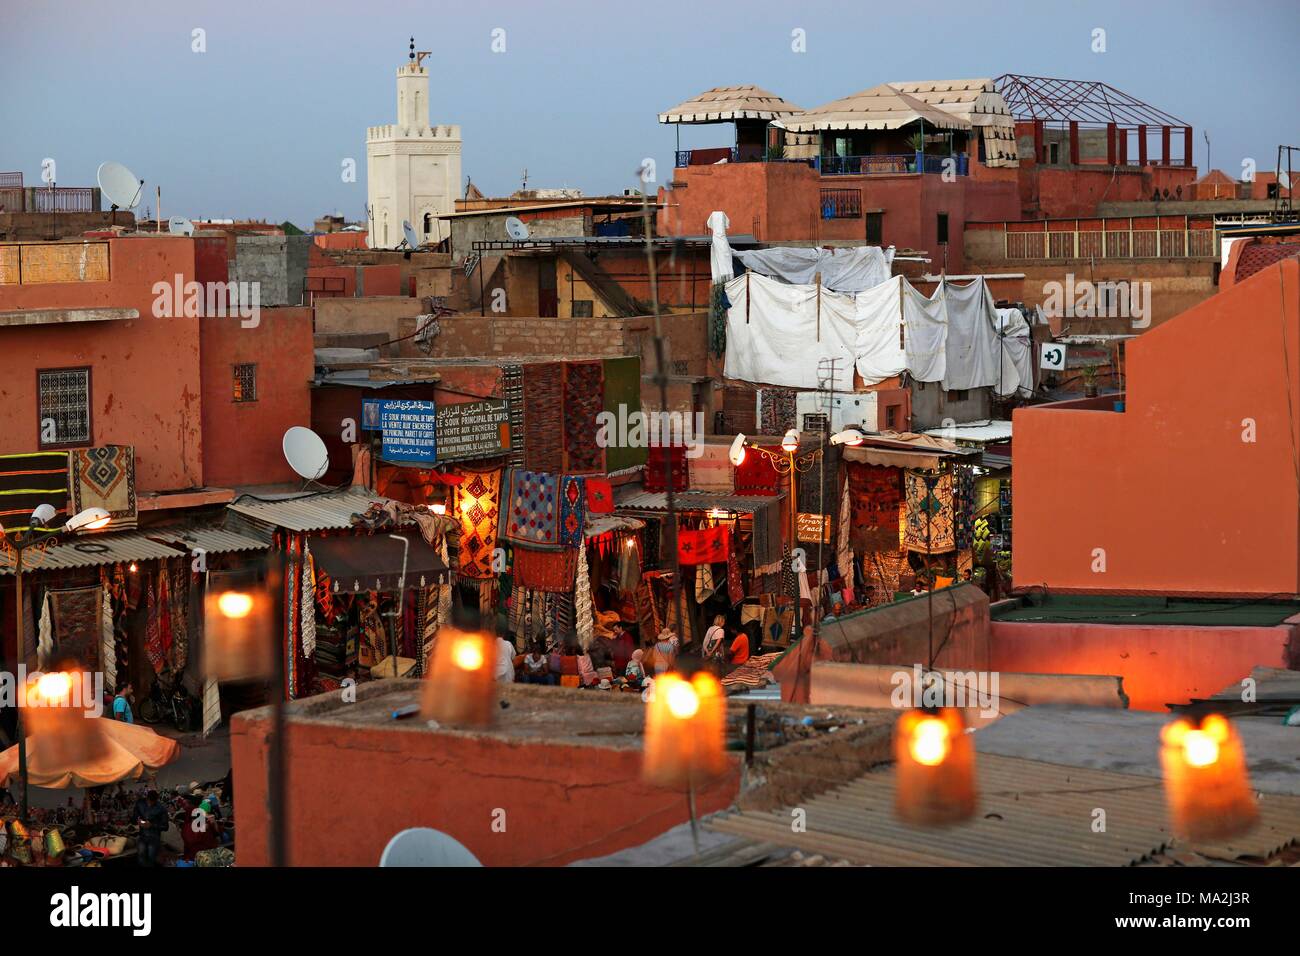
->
707;210;734;283
735;245;894;292
994;307;1034;397
938;278;1002;391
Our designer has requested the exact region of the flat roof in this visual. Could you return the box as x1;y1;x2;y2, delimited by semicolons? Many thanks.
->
992;594;1300;628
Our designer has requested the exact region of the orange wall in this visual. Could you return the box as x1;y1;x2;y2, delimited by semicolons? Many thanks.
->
1012;259;1300;595
0;237;203;490
230;707;740;867
200;307;315;487
991;620;1298;711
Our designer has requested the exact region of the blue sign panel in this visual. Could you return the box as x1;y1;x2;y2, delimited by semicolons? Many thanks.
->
379;399;438;464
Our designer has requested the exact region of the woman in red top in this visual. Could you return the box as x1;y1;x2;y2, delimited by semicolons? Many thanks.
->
728;631;750;665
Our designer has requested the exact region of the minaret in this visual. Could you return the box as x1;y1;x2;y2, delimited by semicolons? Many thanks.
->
366;37;462;249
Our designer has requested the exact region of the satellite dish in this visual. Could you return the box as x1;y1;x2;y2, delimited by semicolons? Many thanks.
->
96;161;143;209
402;220;420;250
379;828;482;867
1280;169;1292;191
504;216;530;241
282;427;329;481
168;216;194;236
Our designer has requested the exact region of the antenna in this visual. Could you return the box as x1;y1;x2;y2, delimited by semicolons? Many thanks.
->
168;216;194;236
504;216;530;241
282;426;330;482
521;168;528;192
97;161;144;230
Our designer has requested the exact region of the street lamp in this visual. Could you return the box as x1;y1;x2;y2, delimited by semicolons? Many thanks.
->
1;505;112;822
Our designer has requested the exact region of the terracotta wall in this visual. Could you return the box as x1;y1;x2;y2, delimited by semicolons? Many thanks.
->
1012;259;1300;596
991;619;1299;711
0;237;203;490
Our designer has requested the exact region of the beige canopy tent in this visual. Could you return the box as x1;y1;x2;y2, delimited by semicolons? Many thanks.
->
0;718;180;789
658;84;804;124
889;79;1019;167
785;83;972;132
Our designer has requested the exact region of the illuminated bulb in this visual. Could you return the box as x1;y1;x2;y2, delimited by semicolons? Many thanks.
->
781;428;800;453
128;562;138;573
908;716;951;767
83;515;111;530
217;591;254;619
665;680;700;719
1182;729;1219;768
34;671;74;704
452;639;484;671
623;537;635;549
459;496;473;514
1160;714;1257;841
430;503;447;516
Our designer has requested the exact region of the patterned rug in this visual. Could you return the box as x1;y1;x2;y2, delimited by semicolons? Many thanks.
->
750;498;782;567
455;468;503;579
678;525;728;565
503;468;561;550
601;357;645;473
68;445;137;530
48;586;101;670
513;546;579;593
523;363;564;474
563;360;605;474
558;474;587;548
721;651;782;690
734;444;781;496
904;470;955;554
758;387;798;436
849;463;903;552
644;444;688;493
501;364;526;467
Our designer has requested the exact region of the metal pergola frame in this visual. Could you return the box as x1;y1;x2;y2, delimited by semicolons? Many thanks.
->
992;74;1187;130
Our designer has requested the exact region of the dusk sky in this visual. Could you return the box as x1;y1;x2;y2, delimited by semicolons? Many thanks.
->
3;0;1296;228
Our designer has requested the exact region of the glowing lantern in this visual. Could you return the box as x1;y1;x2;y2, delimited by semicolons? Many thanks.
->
204;586;275;681
20;669;108;766
894;708;976;826
643;671;727;789
781;428;801;453
1160;714;1257;841
421;627;497;727
430;503;447;516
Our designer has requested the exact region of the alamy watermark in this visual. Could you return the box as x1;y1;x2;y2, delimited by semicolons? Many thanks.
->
595;404;705;458
0;667;104;718
1041;273;1151;329
890;664;1000;719
151;273;261;327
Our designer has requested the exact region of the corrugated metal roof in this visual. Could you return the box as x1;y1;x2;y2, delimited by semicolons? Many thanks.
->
146;526;271;555
0;532;186;575
228;489;408;533
614;490;784;515
922;419;1013;444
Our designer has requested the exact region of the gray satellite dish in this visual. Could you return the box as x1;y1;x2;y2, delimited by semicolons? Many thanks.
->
282;426;330;481
505;216;530;241
168;216;194;236
96;161;144;209
402;220;420;250
379;828;482;867
1280;168;1292;191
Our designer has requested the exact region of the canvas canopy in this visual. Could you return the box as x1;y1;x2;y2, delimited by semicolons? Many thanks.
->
0;718;179;789
786;83;972;132
659;85;804;124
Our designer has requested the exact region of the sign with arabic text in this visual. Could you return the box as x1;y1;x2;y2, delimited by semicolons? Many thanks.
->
435;399;511;463
379;399;437;464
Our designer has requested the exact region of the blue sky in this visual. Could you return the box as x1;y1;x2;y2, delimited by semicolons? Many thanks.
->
2;0;1296;227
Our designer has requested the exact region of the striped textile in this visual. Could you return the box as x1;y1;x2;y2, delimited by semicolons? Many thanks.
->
0;451;69;532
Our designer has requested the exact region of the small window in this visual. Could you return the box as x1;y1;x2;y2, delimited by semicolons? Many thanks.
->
37;367;91;448
423;212;433;234
571;299;594;318
233;363;257;402
937;213;949;245
885;405;898;430
866;212;883;245
946;389;968;403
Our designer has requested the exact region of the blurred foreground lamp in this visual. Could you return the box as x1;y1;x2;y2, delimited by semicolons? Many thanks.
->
421;627;497;727
204;585;276;682
65;506;111;532
1160;714;1257;841
781;429;801;453
894;708;976;826
728;433;747;466
20;669;109;766
643;672;727;789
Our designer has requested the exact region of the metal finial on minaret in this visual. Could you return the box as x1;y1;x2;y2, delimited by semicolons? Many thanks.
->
409;37;415;61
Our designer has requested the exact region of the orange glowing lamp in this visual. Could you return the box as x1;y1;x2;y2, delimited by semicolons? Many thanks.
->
1160;714;1257;842
643;671;727;789
20;669;109;765
894;708;976;826
421;627;497;727
204;587;275;682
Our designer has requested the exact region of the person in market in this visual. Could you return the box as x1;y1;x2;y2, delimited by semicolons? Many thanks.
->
702;614;727;662
727;627;751;666
494;634;517;683
181;793;221;862
522;642;554;685
623;648;648;689
650;626;679;675
136;790;168;867
112;683;134;723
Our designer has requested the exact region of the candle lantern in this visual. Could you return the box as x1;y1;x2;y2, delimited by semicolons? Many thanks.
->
1160;714;1257;842
20;670;109;767
894;708;976;826
643;671;727;789
204;586;276;682
421;627;497;727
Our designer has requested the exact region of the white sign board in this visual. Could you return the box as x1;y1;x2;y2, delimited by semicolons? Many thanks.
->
1040;342;1068;372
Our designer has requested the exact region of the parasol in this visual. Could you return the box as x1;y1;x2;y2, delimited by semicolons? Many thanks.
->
0;718;180;789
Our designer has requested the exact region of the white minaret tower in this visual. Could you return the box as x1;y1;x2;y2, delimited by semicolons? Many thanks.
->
366;38;462;249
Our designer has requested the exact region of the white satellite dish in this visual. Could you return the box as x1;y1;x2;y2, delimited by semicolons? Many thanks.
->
402;220;420;250
168;216;194;236
1279;168;1292;191
379;828;482;867
504;216;530;241
96;161;143;210
282;426;330;481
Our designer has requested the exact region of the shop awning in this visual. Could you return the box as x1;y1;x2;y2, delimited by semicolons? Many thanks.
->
0;531;186;575
613;490;785;516
309;531;449;593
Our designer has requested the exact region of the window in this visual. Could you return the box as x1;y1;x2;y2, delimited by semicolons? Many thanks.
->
233;363;257;402
937;213;949;245
423;212;433;235
571;299;594;318
885;405;899;430
820;188;861;219
866;212;883;245
945;389;968;403
37;367;91;448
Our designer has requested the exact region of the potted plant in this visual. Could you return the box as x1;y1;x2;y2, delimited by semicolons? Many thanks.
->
1081;363;1100;397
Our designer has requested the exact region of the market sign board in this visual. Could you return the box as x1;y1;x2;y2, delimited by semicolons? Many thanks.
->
796;512;831;545
435;399;511;463
379;399;437;464
1040;342;1067;372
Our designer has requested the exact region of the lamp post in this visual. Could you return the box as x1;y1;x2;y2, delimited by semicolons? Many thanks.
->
1;505;111;823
